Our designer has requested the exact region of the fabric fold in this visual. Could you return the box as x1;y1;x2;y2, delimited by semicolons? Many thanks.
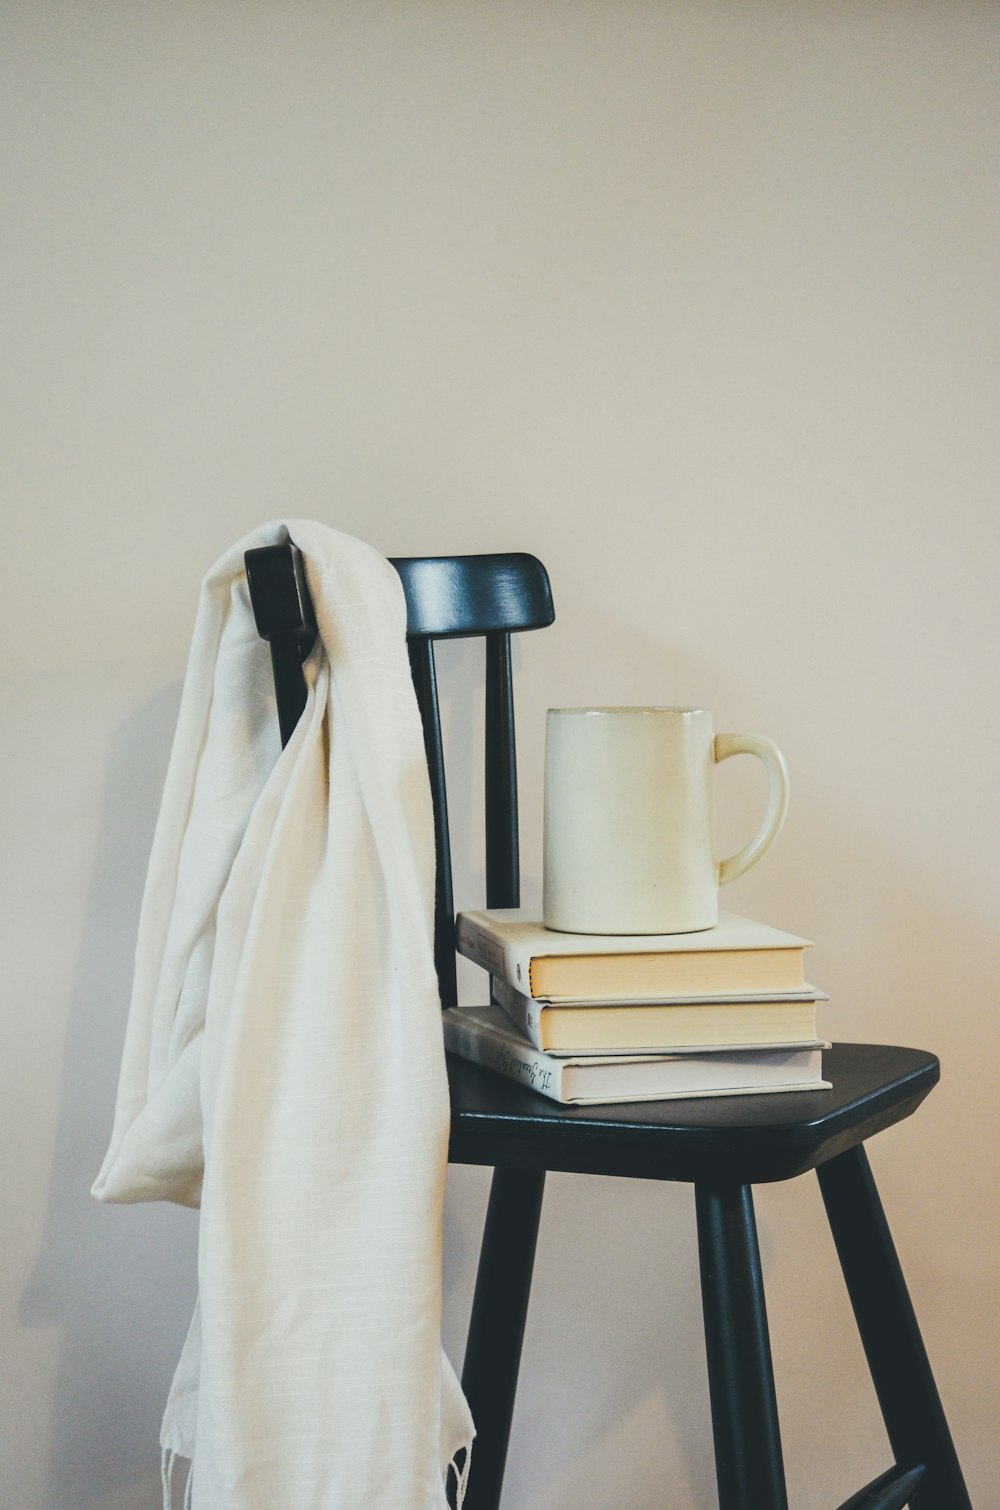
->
93;521;474;1508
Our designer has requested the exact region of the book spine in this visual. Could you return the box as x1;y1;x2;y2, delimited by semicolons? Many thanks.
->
455;913;532;993
490;977;544;1050
443;1011;566;1103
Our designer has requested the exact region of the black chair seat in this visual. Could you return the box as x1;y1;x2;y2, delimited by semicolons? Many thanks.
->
447;1042;939;1185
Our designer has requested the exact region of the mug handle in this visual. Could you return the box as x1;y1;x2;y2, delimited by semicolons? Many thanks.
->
713;733;790;887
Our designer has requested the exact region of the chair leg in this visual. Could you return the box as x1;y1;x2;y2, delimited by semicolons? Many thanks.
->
695;1182;789;1510
817;1145;972;1510
459;1167;546;1510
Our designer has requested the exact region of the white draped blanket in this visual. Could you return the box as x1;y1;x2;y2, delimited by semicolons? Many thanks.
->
92;522;474;1508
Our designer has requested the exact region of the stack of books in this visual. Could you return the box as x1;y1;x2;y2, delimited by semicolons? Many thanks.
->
444;908;831;1106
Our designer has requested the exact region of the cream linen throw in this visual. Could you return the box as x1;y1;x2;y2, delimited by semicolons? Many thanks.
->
92;521;474;1508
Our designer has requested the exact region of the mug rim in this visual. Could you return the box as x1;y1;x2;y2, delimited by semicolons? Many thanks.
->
547;706;708;717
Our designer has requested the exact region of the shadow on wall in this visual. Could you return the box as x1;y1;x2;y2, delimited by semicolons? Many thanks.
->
20;685;198;1510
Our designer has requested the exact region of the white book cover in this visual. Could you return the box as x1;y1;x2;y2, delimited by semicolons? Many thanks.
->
457;907;811;961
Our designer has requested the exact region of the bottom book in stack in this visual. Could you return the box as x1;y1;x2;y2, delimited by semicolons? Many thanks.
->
442;976;831;1107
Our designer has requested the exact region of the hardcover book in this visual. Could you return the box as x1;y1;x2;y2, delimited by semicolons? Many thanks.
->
456;908;812;1000
443;1002;830;1106
490;975;827;1056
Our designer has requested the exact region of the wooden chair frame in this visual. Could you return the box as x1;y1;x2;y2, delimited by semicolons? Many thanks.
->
245;542;971;1510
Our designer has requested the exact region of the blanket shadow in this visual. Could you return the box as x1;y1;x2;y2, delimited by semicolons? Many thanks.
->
20;685;198;1510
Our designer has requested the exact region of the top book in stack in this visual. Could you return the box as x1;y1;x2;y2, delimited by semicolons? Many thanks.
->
455;908;811;1000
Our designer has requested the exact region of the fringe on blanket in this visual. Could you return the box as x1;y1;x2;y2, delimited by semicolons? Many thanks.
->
161;1448;193;1510
448;1444;473;1510
163;1445;467;1507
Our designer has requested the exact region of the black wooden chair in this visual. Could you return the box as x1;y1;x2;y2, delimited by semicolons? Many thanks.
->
244;543;971;1510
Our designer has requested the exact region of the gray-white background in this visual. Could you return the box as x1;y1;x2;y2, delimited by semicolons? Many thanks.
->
3;3;997;1505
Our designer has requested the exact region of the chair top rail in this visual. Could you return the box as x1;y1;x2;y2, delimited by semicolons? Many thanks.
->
244;543;316;644
389;553;554;639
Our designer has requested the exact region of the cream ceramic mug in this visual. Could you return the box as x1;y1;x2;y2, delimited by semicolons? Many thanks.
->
543;707;789;935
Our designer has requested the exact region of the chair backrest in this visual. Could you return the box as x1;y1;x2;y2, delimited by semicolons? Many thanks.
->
245;544;555;1008
390;553;555;1005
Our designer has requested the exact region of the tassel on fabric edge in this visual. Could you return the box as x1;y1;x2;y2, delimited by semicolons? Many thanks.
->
161;1447;193;1510
161;1448;176;1510
448;1443;473;1510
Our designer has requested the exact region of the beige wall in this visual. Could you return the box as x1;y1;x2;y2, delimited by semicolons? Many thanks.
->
3;3;998;1506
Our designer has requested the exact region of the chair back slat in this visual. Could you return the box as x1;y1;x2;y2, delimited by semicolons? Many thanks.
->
245;543;317;748
484;632;519;909
407;637;458;1010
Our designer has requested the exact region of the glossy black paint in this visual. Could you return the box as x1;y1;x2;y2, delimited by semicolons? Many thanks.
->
244;543;969;1510
834;1465;928;1510
459;1168;545;1505
447;1042;938;1186
819;1147;972;1509
244;543;317;749
388;553;554;639
407;637;458;1009
696;1183;788;1509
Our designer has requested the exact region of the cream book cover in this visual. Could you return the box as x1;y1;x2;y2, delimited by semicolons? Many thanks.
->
457;908;812;1000
490;975;828;1056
